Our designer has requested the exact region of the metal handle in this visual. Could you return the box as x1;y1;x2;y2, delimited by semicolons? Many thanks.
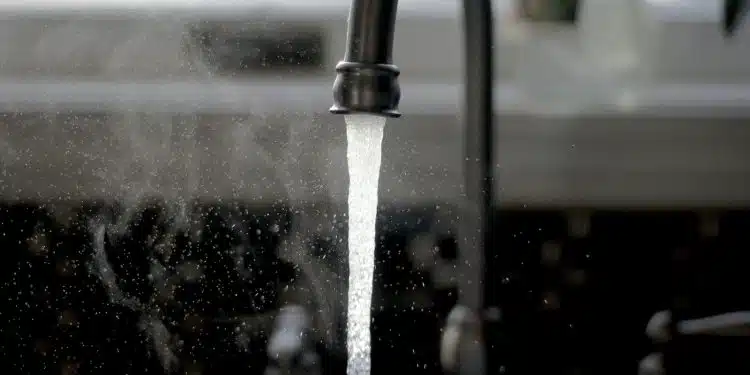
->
639;310;750;374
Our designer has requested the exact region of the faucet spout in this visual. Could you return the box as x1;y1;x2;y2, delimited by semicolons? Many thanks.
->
330;0;401;117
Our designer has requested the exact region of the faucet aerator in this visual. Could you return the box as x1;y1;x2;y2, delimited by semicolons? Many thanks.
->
330;61;401;118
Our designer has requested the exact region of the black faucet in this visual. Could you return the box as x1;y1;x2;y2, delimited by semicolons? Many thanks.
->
329;0;401;117
329;1;494;374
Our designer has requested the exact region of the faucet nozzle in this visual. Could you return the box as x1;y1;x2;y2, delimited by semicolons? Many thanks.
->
330;0;401;118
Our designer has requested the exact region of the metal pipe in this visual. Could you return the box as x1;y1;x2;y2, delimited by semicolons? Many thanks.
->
454;1;494;374
329;0;494;374
459;0;494;319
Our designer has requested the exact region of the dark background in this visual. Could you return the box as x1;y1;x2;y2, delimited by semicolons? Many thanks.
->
0;200;748;375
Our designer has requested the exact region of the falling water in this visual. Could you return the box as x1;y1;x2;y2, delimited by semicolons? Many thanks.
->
344;114;387;375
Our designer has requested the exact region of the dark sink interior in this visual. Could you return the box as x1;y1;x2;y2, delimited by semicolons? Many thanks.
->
0;201;747;375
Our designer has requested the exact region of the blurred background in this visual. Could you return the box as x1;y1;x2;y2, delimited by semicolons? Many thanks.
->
0;0;749;374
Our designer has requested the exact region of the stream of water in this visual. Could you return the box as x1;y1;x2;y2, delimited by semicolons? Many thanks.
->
344;114;387;375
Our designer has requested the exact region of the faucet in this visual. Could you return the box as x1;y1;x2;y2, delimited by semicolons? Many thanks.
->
639;310;750;375
329;0;494;374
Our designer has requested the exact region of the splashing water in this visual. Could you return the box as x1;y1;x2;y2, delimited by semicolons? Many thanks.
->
344;114;386;375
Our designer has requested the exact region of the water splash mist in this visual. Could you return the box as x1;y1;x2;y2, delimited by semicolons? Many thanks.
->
0;15;354;374
344;114;386;375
